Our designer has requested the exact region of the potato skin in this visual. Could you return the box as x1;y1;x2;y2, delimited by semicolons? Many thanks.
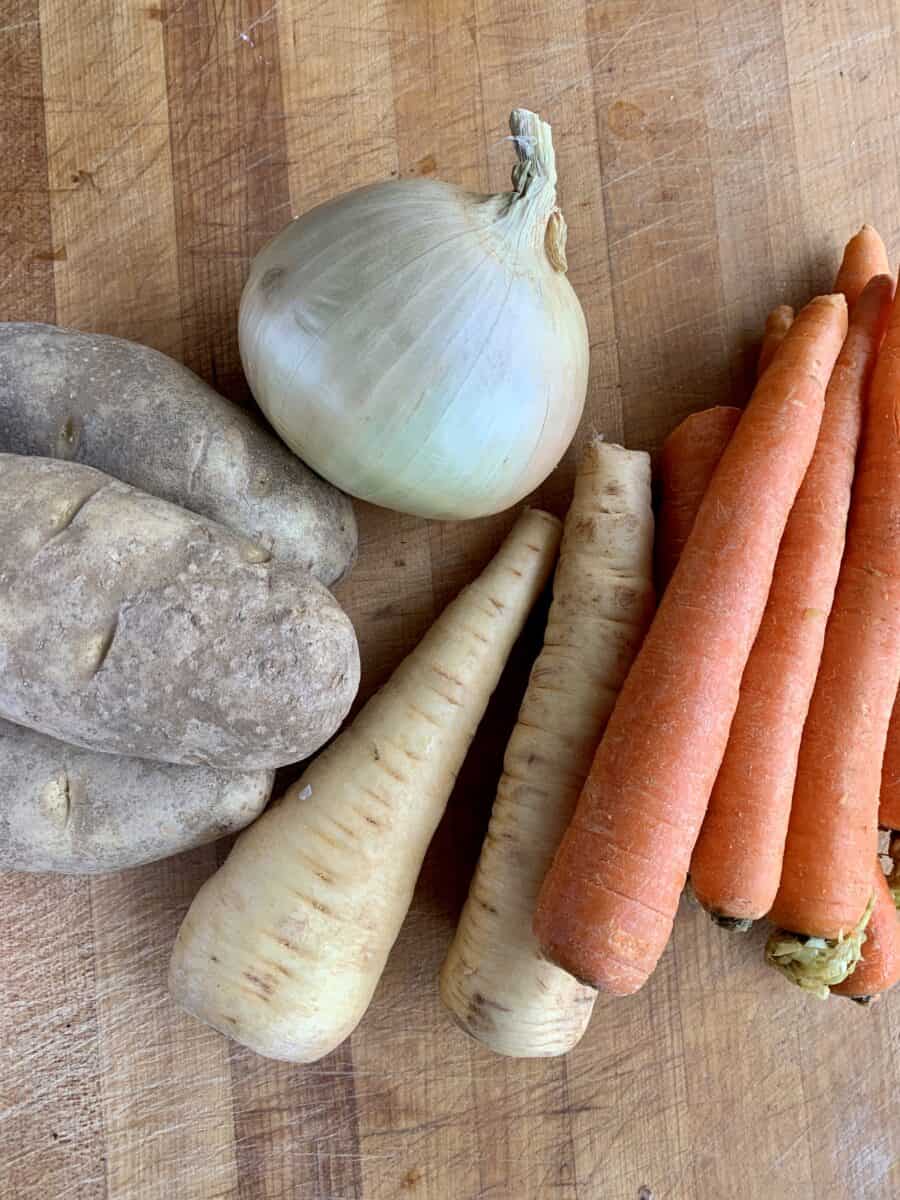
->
0;718;274;874
0;322;357;586
0;454;360;768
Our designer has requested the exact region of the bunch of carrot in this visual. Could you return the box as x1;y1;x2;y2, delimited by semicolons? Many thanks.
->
534;225;900;1005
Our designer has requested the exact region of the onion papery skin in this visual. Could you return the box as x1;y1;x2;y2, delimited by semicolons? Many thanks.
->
239;112;589;520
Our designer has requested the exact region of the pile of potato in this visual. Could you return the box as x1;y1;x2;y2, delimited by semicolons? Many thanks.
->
0;324;361;873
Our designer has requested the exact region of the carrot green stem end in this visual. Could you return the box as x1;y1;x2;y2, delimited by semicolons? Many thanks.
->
765;891;876;999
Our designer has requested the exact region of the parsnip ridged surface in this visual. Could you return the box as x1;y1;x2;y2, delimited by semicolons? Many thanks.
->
440;438;655;1055
169;509;561;1062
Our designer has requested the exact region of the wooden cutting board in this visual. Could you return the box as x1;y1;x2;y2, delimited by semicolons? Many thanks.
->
3;1;900;1197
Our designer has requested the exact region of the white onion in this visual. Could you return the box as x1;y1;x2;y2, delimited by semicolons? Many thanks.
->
238;109;589;520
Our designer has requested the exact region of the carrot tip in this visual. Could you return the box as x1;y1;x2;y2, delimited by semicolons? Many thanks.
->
710;913;753;933
765;892;876;998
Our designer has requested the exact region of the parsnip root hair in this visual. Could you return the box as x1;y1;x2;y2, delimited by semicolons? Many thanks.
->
169;509;561;1063
440;439;655;1056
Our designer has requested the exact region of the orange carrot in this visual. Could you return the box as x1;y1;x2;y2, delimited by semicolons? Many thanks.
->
654;407;741;592
834;224;890;308
656;306;808;592
757;305;794;378
691;276;894;928
830;863;900;1003
879;694;900;830
759;223;886;382
533;294;847;995
769;279;900;958
655;315;794;594
889;836;900;902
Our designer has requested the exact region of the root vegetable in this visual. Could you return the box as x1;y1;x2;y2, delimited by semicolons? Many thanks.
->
654;407;740;593
768;278;900;986
833;224;890;309
655;305;799;595
440;439;655;1057
169;509;561;1062
879;696;900;831
830;864;900;1003
533;294;847;995
692;275;894;927
0;718;273;874
0;454;359;768
0;323;357;586
757;305;794;378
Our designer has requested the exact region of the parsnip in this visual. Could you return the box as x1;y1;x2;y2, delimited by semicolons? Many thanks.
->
169;508;561;1062
440;439;655;1056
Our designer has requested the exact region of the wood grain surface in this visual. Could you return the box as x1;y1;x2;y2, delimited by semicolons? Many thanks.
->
2;2;900;1197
